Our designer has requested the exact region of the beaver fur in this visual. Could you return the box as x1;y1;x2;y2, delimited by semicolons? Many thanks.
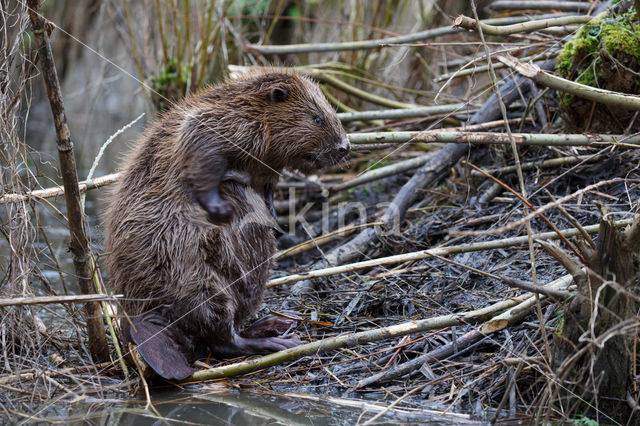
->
105;71;349;380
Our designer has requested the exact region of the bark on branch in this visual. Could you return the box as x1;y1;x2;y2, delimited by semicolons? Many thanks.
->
498;54;640;111
454;14;594;35
27;0;109;362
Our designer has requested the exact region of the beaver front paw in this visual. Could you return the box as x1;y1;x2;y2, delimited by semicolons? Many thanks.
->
196;189;233;223
205;198;233;223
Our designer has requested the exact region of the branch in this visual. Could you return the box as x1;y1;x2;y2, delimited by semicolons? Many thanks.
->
490;1;594;12
246;14;580;55
27;0;110;362
498;54;640;111
348;131;640;147
0;173;120;204
0;294;122;307
268;219;635;288
4;129;635;206
337;104;468;122
454;14;594;36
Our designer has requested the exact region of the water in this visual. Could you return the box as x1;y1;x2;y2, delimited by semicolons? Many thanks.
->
37;387;478;425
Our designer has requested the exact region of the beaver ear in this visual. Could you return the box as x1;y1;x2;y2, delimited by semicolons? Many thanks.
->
269;86;289;103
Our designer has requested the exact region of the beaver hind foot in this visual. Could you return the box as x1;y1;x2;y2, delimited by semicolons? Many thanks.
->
129;313;303;381
209;333;303;359
129;315;194;381
210;314;303;361
240;313;299;338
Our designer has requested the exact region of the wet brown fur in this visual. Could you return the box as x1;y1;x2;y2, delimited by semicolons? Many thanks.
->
105;71;348;379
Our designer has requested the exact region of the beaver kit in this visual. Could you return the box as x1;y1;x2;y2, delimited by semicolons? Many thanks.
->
105;71;350;380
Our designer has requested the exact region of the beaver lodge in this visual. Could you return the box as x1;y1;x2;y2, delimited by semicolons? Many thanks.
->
1;0;639;424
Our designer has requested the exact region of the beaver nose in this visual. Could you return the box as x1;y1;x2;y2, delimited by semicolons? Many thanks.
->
338;135;351;156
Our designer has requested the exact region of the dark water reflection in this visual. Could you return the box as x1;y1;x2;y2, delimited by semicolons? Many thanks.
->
42;387;480;425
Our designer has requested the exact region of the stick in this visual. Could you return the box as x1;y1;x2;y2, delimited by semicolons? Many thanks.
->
467;154;603;176
187;275;572;382
268;220;633;288
246;14;583;55
348;131;640;147
27;0;110;362
489;1;593;12
337;104;468;122
498;54;640;111
0;294;122;307
0;173;120;204
454;14;594;36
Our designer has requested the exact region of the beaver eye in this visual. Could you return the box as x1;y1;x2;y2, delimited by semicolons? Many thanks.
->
313;116;324;126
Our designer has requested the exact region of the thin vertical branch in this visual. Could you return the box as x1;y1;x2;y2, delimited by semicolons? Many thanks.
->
26;0;110;363
122;0;153;111
154;0;169;63
264;0;286;45
196;0;216;88
181;0;191;94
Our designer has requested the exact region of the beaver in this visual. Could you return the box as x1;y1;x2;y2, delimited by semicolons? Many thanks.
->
105;71;349;380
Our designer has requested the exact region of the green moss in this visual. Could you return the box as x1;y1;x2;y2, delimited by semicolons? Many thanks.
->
579;65;599;86
557;12;640;79
554;312;565;338
557;11;640;112
555;43;573;77
601;21;640;57
560;64;602;108
556;21;601;78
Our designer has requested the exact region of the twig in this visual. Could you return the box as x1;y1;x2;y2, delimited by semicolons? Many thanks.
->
275;222;383;259
349;131;640;147
246;14;580;55
0;173;120;204
0;361;114;386
464;161;583;262
7;128;622;205
81;113;144;212
313;72;415;109
467;154;603;177
85;113;145;181
268;219;634;288
453;178;638;237
27;0;110;362
3;128;625;205
276;392;475;423
337;104;468;122
362;383;427;425
430;253;570;299
435;50;558;83
0;294;122;307
329;152;437;192
490;1;594;12
454;14;594;36
498;54;640;111
354;329;488;390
